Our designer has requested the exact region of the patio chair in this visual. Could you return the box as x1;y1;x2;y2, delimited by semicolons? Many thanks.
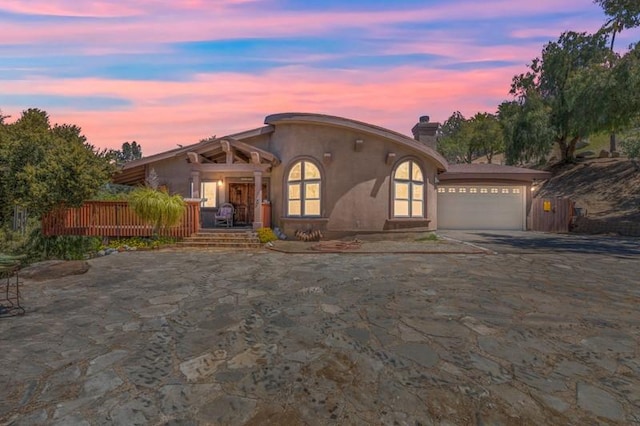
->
214;203;234;227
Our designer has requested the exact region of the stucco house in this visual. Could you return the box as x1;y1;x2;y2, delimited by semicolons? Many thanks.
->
113;113;549;236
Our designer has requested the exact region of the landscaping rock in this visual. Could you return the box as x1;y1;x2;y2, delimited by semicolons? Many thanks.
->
576;150;595;159
20;260;90;281
577;382;625;421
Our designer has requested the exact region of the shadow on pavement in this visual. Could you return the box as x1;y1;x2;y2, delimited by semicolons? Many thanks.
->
448;231;640;256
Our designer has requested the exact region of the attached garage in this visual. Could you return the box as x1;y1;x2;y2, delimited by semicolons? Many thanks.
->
436;164;551;231
437;184;526;230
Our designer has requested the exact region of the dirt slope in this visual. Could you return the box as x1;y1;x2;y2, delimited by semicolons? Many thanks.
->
537;158;640;222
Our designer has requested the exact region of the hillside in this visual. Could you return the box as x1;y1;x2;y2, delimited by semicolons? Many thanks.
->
537;158;640;222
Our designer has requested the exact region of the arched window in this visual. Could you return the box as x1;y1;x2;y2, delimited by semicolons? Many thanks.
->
393;160;424;217
287;160;322;217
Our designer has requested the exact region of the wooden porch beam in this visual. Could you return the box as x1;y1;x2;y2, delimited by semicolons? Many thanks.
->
187;152;213;164
196;163;272;173
220;140;234;164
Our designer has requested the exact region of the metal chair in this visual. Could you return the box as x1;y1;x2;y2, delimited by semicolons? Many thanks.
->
214;203;234;227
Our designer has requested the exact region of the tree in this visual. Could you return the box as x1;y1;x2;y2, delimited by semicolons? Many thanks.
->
595;0;640;51
498;93;555;165
465;112;504;164
111;141;142;165
437;111;473;163
0;109;114;222
511;31;613;162
437;111;504;163
594;0;640;151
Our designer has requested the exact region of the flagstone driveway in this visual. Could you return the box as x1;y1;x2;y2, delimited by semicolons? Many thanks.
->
1;241;639;425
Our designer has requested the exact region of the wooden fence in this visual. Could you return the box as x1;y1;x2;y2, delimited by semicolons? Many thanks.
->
530;197;574;233
42;200;200;238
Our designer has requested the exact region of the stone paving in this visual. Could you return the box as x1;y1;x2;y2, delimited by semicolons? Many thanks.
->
1;240;640;425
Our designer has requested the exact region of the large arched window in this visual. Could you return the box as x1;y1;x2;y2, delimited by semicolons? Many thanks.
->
393;160;424;217
287;160;322;217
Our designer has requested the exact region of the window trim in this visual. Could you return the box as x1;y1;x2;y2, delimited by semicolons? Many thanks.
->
391;159;425;218
200;180;218;208
285;158;323;218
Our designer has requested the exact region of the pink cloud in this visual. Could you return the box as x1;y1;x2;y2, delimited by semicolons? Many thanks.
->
1;65;519;155
2;0;604;46
0;0;142;17
1;0;615;157
0;0;254;18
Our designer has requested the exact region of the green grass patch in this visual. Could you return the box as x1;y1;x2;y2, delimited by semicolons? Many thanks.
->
415;233;439;242
105;236;178;250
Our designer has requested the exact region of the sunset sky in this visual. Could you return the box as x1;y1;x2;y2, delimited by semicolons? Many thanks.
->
1;0;638;155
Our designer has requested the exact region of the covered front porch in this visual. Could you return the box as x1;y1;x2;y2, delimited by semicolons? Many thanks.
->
187;137;279;230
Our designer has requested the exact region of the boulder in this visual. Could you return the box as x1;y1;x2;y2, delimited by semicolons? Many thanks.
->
20;260;90;281
576;151;595;159
611;151;621;158
598;149;610;158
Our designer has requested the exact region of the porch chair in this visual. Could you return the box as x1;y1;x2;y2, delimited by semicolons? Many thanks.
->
214;203;234;227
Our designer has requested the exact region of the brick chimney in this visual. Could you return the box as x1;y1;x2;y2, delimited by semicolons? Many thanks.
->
411;115;439;150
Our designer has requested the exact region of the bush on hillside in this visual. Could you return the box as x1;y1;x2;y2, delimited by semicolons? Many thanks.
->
620;128;640;159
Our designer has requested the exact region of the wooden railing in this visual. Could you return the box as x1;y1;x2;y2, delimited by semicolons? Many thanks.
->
42;200;200;238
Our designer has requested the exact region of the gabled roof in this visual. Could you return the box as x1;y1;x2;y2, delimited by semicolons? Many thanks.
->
439;163;551;182
265;112;448;171
113;126;275;185
186;136;280;166
117;125;275;170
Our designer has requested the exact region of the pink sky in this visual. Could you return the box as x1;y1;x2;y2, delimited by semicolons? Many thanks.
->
1;0;636;155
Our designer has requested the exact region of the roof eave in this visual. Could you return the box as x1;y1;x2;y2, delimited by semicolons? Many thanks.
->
266;112;448;171
120;125;275;170
439;171;551;182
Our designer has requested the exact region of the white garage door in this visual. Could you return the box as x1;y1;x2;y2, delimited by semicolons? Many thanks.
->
437;185;526;230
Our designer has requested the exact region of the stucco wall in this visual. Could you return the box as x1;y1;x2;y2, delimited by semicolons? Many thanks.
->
147;157;191;196
265;123;440;234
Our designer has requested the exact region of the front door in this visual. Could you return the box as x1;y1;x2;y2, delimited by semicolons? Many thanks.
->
229;183;269;225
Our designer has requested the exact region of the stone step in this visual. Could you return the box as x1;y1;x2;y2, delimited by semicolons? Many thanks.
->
194;232;254;236
185;238;260;244
195;228;254;233
179;241;263;249
188;235;259;241
180;230;261;249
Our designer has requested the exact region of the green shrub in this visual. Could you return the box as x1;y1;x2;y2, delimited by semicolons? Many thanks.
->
620;128;640;159
257;227;277;243
105;236;177;250
415;233;439;242
23;228;102;261
128;187;186;236
91;183;136;200
0;226;28;254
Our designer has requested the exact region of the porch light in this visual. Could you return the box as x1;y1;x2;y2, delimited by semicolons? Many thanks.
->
217;179;223;187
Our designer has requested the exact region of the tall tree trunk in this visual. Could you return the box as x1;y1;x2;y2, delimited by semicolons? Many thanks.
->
558;136;580;162
608;28;618;153
567;136;580;162
557;137;568;162
610;132;616;153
